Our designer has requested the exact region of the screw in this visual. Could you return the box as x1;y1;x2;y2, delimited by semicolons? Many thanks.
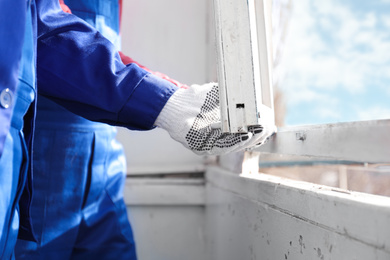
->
296;132;306;141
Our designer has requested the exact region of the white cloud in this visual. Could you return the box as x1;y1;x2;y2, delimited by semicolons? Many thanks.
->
282;0;390;90
362;12;377;28
381;15;390;28
278;0;390;124
358;106;390;121
316;107;342;121
287;89;323;105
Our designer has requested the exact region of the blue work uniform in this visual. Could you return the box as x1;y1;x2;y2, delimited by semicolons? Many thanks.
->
0;0;178;258
0;2;36;259
15;0;138;259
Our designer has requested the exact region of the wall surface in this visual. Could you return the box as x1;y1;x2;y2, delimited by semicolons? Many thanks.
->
120;1;214;258
124;178;207;260
123;167;390;260
118;0;216;175
119;3;390;260
206;167;390;260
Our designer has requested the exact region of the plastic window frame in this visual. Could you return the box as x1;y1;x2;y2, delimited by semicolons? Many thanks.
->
213;0;390;164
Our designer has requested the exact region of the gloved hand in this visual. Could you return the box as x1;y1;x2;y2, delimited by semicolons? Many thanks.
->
155;83;276;155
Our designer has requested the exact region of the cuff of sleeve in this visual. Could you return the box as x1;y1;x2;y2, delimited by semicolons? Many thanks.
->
117;73;178;130
155;83;215;131
154;88;189;130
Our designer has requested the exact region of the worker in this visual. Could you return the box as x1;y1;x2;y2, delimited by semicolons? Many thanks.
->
1;0;276;259
15;0;137;259
15;0;187;259
0;1;33;259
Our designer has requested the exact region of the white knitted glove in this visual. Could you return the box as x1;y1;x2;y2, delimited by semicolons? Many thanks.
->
155;83;276;155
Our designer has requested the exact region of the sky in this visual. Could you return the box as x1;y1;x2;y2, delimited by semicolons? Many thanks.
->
278;0;390;126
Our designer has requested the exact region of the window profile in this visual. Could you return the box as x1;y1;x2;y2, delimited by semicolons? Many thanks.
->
213;0;274;133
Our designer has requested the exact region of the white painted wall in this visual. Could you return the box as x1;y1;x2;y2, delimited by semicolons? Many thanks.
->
124;178;207;260
206;167;390;260
119;1;214;258
124;167;390;260
118;2;390;260
118;0;216;174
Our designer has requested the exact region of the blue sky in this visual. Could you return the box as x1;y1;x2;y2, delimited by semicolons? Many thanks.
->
278;0;390;125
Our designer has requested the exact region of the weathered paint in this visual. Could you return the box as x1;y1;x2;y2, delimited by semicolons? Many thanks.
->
213;0;274;133
123;167;390;259
257;119;390;163
206;167;390;260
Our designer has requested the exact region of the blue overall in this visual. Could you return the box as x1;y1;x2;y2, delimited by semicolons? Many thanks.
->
0;6;35;259
1;0;177;257
15;0;137;259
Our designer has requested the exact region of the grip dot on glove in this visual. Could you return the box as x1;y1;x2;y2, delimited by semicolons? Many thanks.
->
185;85;243;152
155;82;276;156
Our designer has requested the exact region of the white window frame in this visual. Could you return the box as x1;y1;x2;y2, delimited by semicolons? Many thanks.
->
214;0;390;164
213;0;274;133
257;119;390;163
